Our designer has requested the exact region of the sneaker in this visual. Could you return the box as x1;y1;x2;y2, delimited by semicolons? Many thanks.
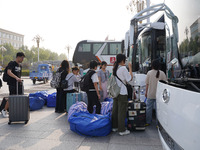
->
1;110;9;118
119;130;130;136
112;128;118;132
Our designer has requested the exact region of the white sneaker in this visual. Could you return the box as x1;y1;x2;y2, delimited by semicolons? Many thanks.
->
119;130;130;136
1;110;9;118
112;128;118;132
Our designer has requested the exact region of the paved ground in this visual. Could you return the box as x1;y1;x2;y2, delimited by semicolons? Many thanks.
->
0;106;162;150
0;77;162;150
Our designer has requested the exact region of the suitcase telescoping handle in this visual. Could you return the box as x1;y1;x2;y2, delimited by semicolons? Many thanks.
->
16;80;24;95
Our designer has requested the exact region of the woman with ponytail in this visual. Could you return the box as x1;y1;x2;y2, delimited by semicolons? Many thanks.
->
112;54;133;136
145;59;167;125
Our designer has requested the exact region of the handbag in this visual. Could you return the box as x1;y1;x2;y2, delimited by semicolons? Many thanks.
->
60;74;74;89
116;75;133;99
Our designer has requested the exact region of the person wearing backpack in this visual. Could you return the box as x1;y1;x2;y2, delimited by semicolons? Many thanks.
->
55;60;69;113
1;52;25;118
63;66;79;101
85;60;101;114
112;54;133;136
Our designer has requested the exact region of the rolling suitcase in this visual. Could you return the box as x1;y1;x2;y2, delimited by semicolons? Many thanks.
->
66;93;81;112
8;81;30;125
80;91;88;105
127;85;146;131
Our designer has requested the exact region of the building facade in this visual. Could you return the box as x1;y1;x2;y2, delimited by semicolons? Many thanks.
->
0;28;24;49
190;17;200;39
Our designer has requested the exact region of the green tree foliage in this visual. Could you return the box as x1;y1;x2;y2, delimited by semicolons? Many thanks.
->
179;35;200;57
0;44;68;69
49;52;59;60
58;53;67;60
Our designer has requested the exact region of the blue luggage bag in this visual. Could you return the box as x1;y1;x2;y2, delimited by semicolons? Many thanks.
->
66;93;81;112
68;111;111;136
47;92;56;107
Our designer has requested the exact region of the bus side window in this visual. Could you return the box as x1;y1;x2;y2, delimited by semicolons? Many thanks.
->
93;44;103;54
102;44;109;55
110;43;121;55
78;44;91;52
78;44;83;52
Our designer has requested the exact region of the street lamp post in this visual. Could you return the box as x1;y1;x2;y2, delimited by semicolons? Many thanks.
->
33;35;43;62
32;51;35;65
0;46;7;65
65;45;71;60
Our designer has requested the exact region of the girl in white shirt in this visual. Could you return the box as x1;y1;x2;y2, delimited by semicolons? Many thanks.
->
112;54;133;136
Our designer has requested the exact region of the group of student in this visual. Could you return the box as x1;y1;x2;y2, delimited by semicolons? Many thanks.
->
55;60;110;114
55;53;167;136
1;52;167;137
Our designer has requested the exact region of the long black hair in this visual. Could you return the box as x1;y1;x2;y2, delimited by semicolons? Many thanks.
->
113;54;126;76
152;59;160;78
60;60;70;73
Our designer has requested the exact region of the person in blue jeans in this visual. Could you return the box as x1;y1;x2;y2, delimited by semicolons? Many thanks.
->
145;59;167;125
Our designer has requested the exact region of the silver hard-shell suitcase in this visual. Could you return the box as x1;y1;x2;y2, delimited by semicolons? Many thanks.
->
8;81;30;125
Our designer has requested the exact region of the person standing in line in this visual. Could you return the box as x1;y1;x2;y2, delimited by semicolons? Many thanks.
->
55;60;69;113
97;61;109;101
63;66;79;107
112;54;133;136
1;52;25;118
86;60;101;114
72;66;81;81
145;59;167;126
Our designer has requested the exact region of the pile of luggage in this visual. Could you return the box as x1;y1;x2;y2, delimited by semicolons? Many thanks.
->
68;99;113;137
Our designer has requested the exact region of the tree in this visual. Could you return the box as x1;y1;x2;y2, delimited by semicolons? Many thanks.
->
0;43;69;69
58;53;67;61
49;52;59;60
179;35;200;58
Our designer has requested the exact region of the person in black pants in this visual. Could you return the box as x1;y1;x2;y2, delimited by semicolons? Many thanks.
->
1;52;25;118
55;60;69;113
86;60;101;114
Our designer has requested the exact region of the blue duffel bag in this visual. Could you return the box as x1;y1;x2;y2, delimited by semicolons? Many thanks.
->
68;101;88;120
68;111;112;137
47;92;56;107
29;97;45;111
29;91;48;104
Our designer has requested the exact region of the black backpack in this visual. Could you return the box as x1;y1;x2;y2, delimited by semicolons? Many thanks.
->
80;70;96;92
50;70;63;88
3;65;10;82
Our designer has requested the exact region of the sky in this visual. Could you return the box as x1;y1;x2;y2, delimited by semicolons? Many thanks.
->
0;0;199;60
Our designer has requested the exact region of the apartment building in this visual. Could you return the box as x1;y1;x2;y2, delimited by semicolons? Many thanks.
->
190;17;200;39
0;28;24;49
